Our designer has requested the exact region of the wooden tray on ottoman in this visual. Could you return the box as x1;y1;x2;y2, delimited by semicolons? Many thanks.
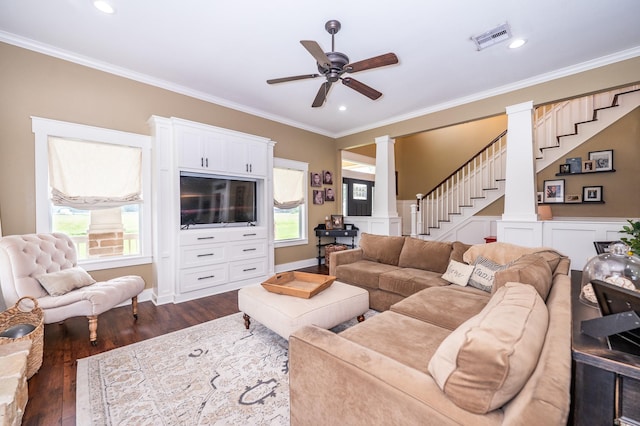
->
262;272;336;298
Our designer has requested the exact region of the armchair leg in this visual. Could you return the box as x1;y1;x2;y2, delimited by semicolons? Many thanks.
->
132;296;138;320
88;315;98;346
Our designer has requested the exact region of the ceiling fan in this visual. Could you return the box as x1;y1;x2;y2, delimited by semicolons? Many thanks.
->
267;20;399;108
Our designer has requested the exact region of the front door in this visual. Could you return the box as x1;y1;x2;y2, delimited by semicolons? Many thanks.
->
343;178;374;216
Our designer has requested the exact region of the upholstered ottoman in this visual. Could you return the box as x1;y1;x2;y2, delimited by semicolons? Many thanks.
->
238;280;369;340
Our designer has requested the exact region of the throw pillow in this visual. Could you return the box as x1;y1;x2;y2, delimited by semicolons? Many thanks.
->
427;282;549;414
397;238;453;273
468;256;508;292
441;260;474;286
36;267;96;296
359;233;406;266
493;253;553;300
463;242;541;265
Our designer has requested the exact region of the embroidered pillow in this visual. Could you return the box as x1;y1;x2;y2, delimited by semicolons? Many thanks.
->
441;260;474;286
36;267;96;296
468;256;508;292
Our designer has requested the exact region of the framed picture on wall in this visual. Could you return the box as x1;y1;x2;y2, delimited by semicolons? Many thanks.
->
589;150;614;172
582;185;603;203
543;179;565;203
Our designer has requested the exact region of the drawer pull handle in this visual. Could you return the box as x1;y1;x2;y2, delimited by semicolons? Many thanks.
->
197;253;214;257
243;267;257;272
198;275;215;280
243;233;257;237
243;248;257;252
197;236;215;240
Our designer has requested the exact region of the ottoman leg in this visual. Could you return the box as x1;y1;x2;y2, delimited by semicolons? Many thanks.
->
357;314;365;323
243;313;251;329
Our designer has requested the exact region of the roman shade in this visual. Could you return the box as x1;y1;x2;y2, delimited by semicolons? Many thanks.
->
48;137;142;209
273;167;304;209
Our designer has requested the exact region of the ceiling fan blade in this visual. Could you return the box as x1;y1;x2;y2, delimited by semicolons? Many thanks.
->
346;53;398;73
312;82;332;108
341;77;382;100
300;40;332;69
267;74;321;84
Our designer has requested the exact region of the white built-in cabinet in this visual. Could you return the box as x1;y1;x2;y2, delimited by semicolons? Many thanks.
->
148;116;275;304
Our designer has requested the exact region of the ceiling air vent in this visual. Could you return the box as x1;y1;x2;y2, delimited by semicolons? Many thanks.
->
471;22;512;51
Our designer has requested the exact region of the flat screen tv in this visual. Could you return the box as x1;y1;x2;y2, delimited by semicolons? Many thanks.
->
180;171;257;229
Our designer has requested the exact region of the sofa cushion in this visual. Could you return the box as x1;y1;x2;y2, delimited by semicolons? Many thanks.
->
334;260;401;290
397;238;452;273
35;267;96;296
463;242;539;265
428;282;549;414
359;233;406;266
468;256;508;292
493;254;553;300
391;285;490;330
450;241;472;263
379;268;449;297
442;260;474;286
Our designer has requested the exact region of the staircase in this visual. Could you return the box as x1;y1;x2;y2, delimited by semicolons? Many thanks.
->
415;85;640;240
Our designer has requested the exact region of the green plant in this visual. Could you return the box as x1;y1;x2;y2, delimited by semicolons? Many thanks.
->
620;219;640;255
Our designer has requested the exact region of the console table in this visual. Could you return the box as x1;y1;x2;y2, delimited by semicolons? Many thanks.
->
314;225;358;266
571;270;640;425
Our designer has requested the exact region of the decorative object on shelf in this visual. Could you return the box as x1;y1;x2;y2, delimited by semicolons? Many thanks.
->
593;241;617;255
559;164;571;174
580;242;640;306
345;224;353;230
536;192;543;204
322;170;333;185
566;157;582;174
620;219;640;255
313;189;324;205
582;185;603;203
543;179;565;203
589;149;614;172
331;214;344;230
537;205;553;220
310;172;322;187
565;194;581;203
324;216;333;230
582;160;595;172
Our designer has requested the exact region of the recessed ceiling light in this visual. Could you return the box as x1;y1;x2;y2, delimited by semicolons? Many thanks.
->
338;105;347;111
94;0;115;14
509;39;526;49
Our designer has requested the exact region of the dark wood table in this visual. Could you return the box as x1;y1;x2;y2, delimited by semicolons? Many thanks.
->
571;270;640;425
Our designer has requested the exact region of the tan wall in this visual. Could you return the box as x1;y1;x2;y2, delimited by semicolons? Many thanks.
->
0;42;337;282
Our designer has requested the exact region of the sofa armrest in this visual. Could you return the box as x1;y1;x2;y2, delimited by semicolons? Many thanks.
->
328;248;363;276
289;325;502;426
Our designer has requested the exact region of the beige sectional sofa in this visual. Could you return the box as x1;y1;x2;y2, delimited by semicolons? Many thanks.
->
290;236;572;425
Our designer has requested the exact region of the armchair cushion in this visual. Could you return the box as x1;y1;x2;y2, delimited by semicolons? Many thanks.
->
35;266;96;296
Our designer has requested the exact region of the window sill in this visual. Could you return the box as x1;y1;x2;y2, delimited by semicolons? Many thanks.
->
275;238;308;249
79;255;153;271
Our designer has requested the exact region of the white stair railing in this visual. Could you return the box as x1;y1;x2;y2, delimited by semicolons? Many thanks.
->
417;131;507;235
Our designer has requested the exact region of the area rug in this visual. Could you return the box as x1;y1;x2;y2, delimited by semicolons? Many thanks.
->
76;310;375;425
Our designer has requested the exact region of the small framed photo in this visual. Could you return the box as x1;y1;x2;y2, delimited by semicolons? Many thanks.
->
331;214;344;230
594;241;615;255
324;187;335;202
322;170;333;185
537;192;543;204
310;172;322;187
543;179;565;203
324;218;333;230
312;189;324;204
565;194;582;203
559;164;571;174
582;160;595;173
582;185;603;203
589;149;613;172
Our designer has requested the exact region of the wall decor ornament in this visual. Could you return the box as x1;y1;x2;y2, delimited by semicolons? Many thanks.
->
582;160;595;173
589;149;614;172
582;185;603;203
543;179;565;203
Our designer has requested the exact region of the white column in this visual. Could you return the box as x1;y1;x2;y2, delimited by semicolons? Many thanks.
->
410;204;417;238
371;135;401;236
497;100;541;247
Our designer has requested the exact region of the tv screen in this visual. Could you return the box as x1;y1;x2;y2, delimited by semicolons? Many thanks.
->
180;172;257;228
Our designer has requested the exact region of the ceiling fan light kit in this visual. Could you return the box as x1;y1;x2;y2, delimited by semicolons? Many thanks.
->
267;20;398;108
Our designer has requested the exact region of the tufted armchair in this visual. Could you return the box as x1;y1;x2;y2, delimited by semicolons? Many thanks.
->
0;233;144;345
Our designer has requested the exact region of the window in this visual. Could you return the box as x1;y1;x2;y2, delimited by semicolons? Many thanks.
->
33;117;152;271
273;158;307;247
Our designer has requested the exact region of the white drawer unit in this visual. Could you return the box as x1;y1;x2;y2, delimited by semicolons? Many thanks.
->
228;241;267;261
180;231;229;246
180;245;227;268
229;258;268;282
180;263;228;293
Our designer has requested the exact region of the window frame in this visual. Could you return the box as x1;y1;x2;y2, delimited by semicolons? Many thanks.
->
32;116;152;271
273;157;308;248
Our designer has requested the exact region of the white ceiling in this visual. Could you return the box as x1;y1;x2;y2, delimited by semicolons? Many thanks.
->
1;1;640;138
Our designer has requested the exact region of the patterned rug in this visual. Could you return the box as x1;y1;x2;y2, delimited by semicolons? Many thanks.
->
76;310;374;425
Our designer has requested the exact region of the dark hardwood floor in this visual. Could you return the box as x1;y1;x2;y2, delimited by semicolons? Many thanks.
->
22;264;328;426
